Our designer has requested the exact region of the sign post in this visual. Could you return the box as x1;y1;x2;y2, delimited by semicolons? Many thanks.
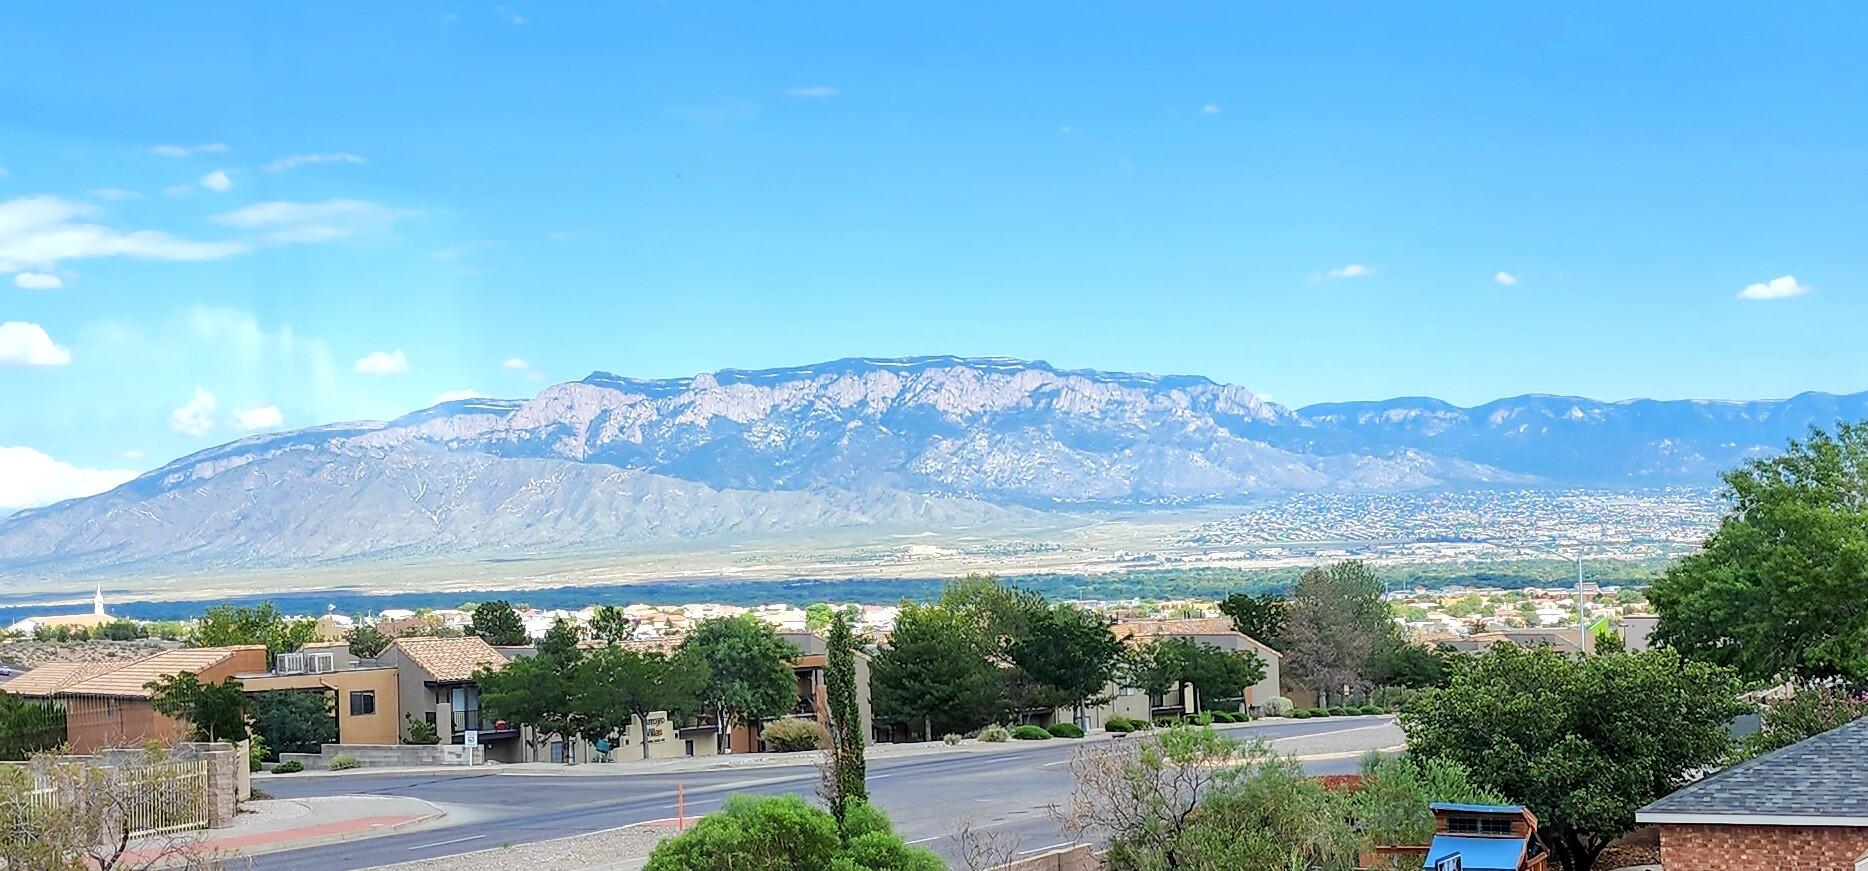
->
463;730;478;767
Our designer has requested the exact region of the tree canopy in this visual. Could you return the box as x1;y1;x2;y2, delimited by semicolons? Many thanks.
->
1216;592;1286;651
1400;645;1747;871
578;644;708;758
469;600;530;646
347;623;390;659
192;602;317;666
1282;560;1395;704
1649;421;1868;683
871;602;1004;740
146;673;250;743
679;615;801;746
252;690;336;758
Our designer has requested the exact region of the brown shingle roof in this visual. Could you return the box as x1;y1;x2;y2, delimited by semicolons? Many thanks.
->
1114;618;1238;640
58;647;251;699
386;636;508;682
1;662;128;697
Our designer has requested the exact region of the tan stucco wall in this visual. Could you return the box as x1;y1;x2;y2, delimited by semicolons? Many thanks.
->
241;667;401;745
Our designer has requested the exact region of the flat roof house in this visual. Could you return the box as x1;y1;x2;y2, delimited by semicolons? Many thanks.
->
237;641;400;746
1637;717;1868;870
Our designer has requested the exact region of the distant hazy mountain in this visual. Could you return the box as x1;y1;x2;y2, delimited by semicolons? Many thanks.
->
3;356;1862;572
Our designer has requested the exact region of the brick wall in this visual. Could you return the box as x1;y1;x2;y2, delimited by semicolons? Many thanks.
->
1660;823;1868;870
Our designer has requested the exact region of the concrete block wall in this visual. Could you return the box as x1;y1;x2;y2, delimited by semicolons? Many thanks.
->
172;741;239;829
991;843;1102;871
278;742;482;770
1659;823;1868;870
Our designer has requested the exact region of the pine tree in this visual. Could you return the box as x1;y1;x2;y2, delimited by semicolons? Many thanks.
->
825;612;867;827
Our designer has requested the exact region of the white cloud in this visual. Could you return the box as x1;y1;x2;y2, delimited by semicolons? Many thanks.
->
13;271;63;289
90;188;139;201
502;357;529;371
1325;263;1373;279
263;153;365;172
231;405;284;431
0;322;72;366
434;389;486;403
1493;271;1519;286
200;170;233;192
162;184;195;198
1201;104;1221;114
169;386;217;435
121;449;145;462
786;86;838;98
150;143;228;158
0;446;138;512
212;198;415;243
354;349;409;376
1737;274;1809;301
0;195;246;272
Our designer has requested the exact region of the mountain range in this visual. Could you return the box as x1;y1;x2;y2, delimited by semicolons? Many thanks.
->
4;355;1863;574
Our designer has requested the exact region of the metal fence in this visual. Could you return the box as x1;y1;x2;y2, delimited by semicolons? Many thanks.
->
8;757;209;839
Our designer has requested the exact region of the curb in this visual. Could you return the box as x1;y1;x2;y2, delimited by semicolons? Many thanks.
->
190;798;449;860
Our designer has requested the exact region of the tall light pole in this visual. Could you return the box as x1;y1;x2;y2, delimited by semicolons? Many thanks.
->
1503;541;1589;653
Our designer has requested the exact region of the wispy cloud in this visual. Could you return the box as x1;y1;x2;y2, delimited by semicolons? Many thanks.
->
13;272;63;290
786;86;838;98
353;349;409;376
90;188;139;201
502;357;530;371
1737;274;1809;301
0;321;71;366
212;199;416;244
150;143;228;158
1323;263;1373;280
200;170;233;193
1201;104;1221;114
169;387;216;435
0;446;138;512
231;405;284;431
1493;271;1519;286
264;153;365;173
0;196;246;272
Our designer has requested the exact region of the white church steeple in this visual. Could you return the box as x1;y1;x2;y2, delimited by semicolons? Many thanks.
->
93;585;105;617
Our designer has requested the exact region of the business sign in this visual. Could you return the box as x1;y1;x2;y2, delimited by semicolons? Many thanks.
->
1433;855;1462;871
646;714;669;742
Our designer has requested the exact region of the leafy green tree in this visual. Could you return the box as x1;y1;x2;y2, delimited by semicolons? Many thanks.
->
1283;561;1395;706
470;600;530;646
1348;754;1508;847
1400;645;1748;871
871;602;1004;741
538;617;583;660
805;603;835;633
1124;638;1266;713
0;690;66;760
97;620;145;641
251;690;336;758
589;605;634;645
824;612;866;826
347;623;390;658
192;602;318;666
146;673;249;743
1216;592;1286;650
1650;422;1868;683
1366;637;1452;689
1735;682;1868;761
680;615;802;753
579;645;708;758
1008;604;1125;723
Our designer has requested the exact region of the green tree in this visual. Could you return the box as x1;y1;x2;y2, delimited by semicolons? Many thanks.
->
1366;637;1452;689
805;603;835;633
0;690;66;760
589;605;634;645
97;620;145;641
1008;603;1125;723
192;602;318;666
251;690;336;758
1283;560;1394;706
1400;645;1747;871
1216;592;1287;650
470;599;529;646
538;617;583;660
1650;422;1868;683
680;615;802;753
579;645;708;759
146;673;250;743
477;651;579;757
1735;682;1868;760
347;623;390;659
871;602;1004;741
1123;638;1267;714
824;612;866;827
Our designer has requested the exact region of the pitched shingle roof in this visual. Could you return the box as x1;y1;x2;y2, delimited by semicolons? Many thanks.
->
1;662;129;697
386;636;508;682
58;648;251;699
1114;618;1280;658
1638;717;1868;824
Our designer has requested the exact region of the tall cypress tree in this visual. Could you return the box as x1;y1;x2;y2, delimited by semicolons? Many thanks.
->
825;611;867;826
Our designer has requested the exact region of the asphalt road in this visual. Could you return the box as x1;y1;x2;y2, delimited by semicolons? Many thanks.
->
251;718;1392;870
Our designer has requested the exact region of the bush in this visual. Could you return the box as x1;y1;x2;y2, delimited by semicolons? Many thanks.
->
271;760;303;774
1104;716;1137;734
247;735;269;772
1010;725;1052;740
329;753;359;771
1047;722;1085;739
644;794;943;871
1263;696;1295;717
1310;708;1332;717
1327;706;1348;717
1190;712;1215;727
942;733;962;746
1358;704;1383;715
977;724;1011;743
1291;709;1313;719
760;717;828;753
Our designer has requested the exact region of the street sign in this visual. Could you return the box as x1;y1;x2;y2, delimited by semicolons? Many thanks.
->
463;730;478;766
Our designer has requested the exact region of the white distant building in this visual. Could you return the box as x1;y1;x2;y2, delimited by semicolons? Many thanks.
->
6;586;115;635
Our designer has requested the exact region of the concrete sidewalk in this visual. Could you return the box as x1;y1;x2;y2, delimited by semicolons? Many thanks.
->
131;795;447;865
256;715;1398;781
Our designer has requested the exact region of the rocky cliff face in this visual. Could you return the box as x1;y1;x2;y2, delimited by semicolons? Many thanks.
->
3;356;1861;572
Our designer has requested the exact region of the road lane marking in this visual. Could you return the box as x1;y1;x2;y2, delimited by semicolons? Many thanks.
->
907;836;940;844
407;835;485;850
1018;842;1073;855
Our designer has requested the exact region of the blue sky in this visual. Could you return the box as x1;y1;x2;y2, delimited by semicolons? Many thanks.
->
2;2;1866;509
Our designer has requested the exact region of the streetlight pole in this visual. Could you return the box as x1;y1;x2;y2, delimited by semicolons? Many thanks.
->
1458;538;1590;653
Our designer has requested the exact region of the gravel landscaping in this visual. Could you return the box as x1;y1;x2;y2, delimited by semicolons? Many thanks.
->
365;822;680;871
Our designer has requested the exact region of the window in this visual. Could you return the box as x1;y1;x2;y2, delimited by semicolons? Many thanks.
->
349;690;376;716
1445;816;1514;836
309;653;335;673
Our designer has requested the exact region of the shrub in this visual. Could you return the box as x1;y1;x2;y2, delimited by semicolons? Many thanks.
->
271;760;303;774
1010;725;1052;740
1311;708;1332;717
329;753;359;771
247;735;269;772
1047;722;1085;739
1263;696;1295;717
942;733;962;746
403;714;440;745
1104;717;1137;734
760;717;828;753
1327;706;1348;717
1190;712;1215;727
644;795;943;871
1291;709;1313;719
1358;704;1383;715
977;724;1011;743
